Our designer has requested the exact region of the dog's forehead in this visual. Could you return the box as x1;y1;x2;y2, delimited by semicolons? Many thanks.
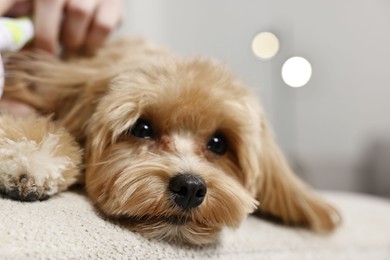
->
108;57;259;134
149;63;248;132
117;57;249;103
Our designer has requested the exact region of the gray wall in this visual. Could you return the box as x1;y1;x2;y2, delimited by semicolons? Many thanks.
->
118;0;390;195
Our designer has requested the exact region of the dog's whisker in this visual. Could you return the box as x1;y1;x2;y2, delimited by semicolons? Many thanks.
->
85;158;118;167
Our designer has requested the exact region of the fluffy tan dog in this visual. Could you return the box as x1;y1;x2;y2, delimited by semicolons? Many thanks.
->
0;38;340;245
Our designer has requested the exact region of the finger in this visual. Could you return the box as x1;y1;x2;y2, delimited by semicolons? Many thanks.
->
85;0;122;50
0;100;36;117
62;0;97;50
33;0;66;54
4;0;32;17
0;0;17;15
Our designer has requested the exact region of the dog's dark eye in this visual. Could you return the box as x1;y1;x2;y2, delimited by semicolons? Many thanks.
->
207;133;228;155
130;119;154;139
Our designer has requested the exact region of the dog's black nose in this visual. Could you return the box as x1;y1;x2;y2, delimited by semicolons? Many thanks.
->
168;174;207;210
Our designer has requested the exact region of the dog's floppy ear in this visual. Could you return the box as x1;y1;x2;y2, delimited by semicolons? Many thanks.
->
254;118;341;231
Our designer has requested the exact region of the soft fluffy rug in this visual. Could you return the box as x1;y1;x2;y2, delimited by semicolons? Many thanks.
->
0;191;389;259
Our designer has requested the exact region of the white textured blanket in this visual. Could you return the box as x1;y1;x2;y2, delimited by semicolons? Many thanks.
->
0;191;389;259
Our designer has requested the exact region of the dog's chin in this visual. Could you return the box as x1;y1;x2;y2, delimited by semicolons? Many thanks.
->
121;214;222;245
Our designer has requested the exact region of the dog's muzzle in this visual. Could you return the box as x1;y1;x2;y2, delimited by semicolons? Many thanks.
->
168;173;206;210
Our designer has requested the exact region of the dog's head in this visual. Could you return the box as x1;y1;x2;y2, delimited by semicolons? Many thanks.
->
85;56;340;245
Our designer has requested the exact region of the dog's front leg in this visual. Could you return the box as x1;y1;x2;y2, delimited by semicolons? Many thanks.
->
0;115;82;201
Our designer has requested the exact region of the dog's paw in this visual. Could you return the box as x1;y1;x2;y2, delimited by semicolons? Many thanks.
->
4;174;50;201
0;135;79;202
0;115;82;202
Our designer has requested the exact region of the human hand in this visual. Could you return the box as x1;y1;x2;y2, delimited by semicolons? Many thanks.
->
0;99;36;117
0;0;123;54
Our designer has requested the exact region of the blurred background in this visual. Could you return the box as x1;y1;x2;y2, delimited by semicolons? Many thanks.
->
118;0;390;197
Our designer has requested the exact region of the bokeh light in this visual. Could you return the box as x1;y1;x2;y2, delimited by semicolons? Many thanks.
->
252;32;280;60
281;57;312;87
